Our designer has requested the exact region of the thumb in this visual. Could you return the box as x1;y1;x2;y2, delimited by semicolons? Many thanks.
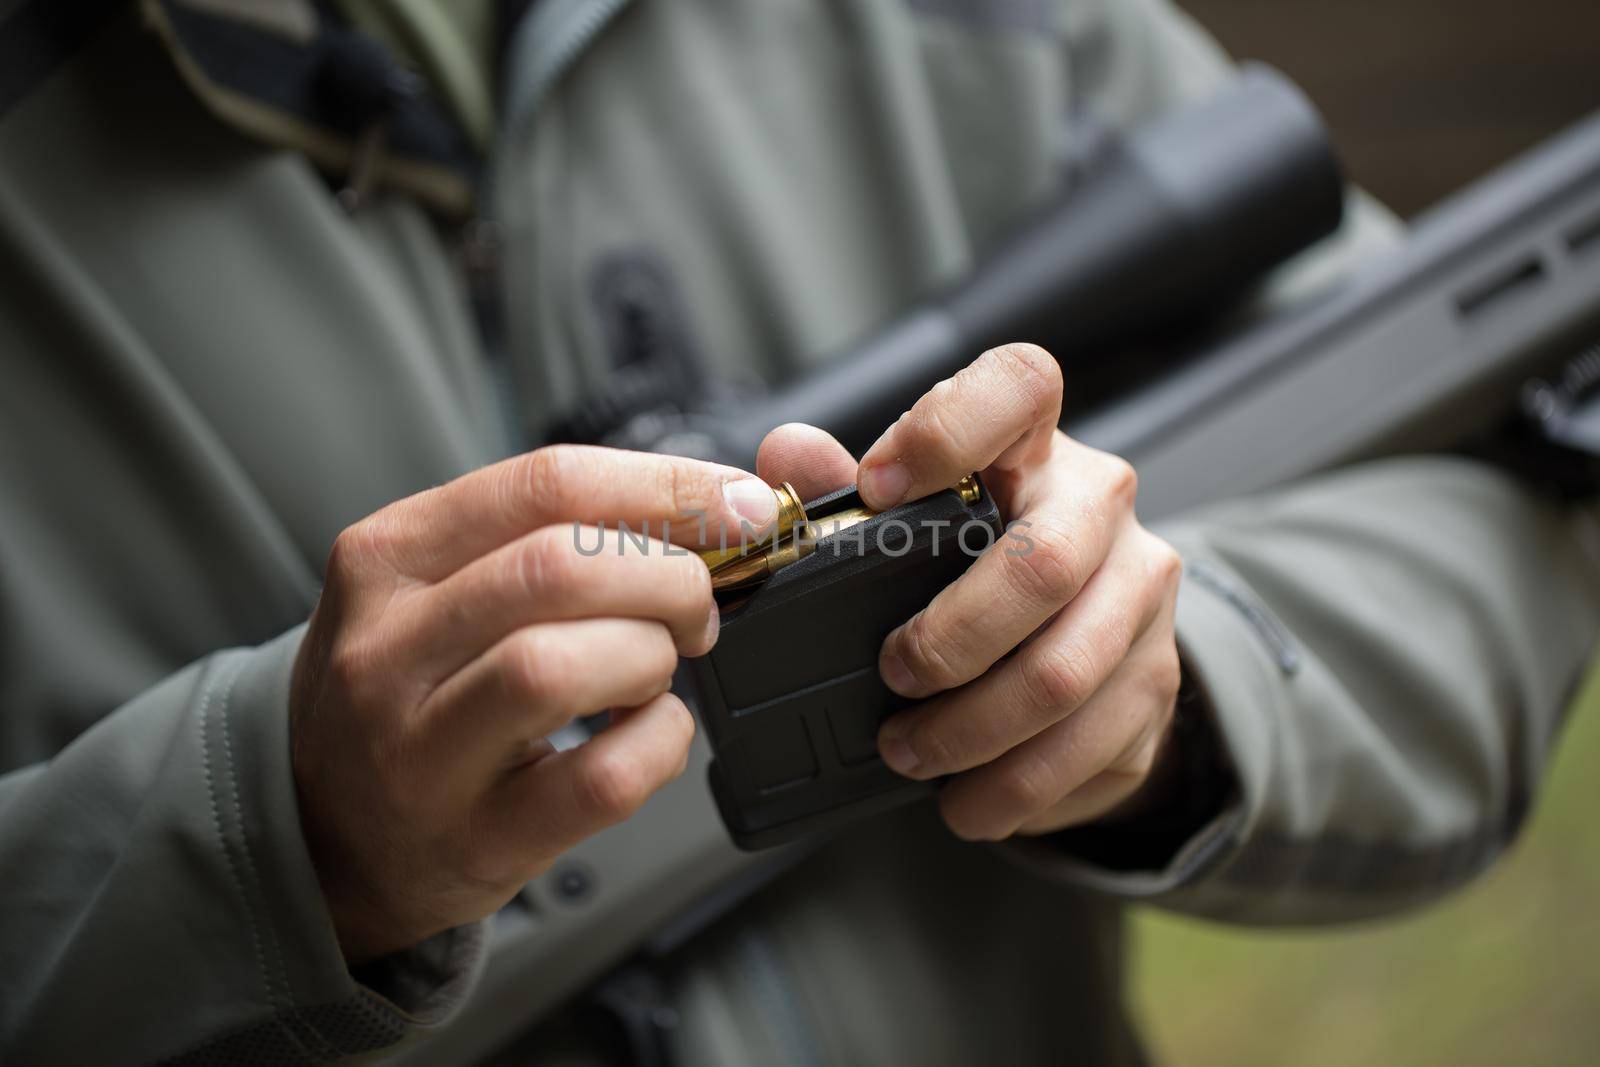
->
756;423;857;501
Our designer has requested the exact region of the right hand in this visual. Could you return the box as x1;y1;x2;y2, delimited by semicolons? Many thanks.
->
290;445;781;964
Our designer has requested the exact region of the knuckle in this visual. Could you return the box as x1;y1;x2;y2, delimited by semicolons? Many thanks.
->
325;525;364;578
1101;453;1139;507
1122;728;1166;780
1009;522;1084;606
894;614;964;691
1150;538;1184;592
502;629;565;707
906;718;961;774
639;628;682;684
1150;642;1183;708
523;445;587;518
906;382;966;456
940;787;1022;843
926;375;962;410
663;698;697;763
995;754;1058;823
327;518;391;581
987;343;1061;422
939;797;992;843
575;751;650;820
517;527;576;597
675;550;715;609
323;644;361;696
523;444;567;489
456;844;516;898
657;459;710;523
325;636;379;699
1027;642;1097;711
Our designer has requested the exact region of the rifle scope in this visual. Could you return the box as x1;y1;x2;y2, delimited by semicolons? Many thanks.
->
716;63;1346;463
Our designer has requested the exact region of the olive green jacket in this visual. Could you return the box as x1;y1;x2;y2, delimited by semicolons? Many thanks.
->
1;1;1596;1064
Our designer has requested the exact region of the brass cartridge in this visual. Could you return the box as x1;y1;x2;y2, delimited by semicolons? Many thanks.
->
696;482;808;575
701;476;981;594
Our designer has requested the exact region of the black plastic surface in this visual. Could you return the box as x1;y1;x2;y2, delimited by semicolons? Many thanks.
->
686;479;1004;849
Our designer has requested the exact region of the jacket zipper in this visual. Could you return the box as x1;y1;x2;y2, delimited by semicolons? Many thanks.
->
502;0;637;132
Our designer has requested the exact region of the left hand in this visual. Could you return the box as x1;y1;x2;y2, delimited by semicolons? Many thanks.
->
756;343;1183;840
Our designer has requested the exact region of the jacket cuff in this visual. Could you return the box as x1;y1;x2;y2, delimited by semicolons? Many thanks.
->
203;626;487;1057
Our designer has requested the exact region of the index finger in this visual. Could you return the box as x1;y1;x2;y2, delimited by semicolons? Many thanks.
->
856;343;1062;510
369;445;781;580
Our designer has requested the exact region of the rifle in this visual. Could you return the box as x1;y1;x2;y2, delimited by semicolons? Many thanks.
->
396;81;1600;1066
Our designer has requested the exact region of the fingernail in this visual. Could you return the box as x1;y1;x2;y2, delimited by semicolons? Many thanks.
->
880;651;917;696
861;462;910;507
722;478;778;534
879;727;921;777
702;608;721;649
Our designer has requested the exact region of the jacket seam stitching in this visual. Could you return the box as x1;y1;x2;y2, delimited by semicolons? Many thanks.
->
220;660;290;1001
200;659;275;1006
220;653;347;1063
218;658;296;998
201;655;326;1063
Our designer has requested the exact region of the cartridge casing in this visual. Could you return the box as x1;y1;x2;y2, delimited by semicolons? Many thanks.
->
697;482;807;576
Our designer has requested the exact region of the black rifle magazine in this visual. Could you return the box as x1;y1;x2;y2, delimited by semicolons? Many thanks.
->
685;477;1004;850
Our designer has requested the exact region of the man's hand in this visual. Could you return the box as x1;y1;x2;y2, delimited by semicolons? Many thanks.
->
290;446;779;964
759;344;1183;841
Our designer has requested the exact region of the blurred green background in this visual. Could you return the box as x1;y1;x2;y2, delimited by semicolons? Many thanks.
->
1129;667;1600;1065
1123;14;1600;1059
